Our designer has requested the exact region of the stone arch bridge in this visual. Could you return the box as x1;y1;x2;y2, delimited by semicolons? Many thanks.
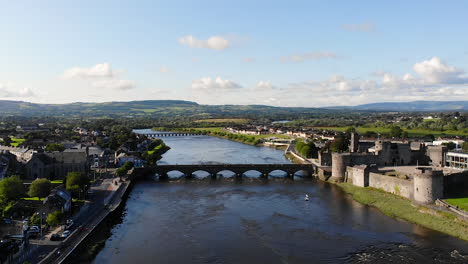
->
150;164;316;180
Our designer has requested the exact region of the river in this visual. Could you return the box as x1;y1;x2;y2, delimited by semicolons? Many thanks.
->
93;133;468;263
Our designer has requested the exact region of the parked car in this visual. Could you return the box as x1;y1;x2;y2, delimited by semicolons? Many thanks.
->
50;234;60;241
61;230;71;238
22;219;29;224
3;218;12;224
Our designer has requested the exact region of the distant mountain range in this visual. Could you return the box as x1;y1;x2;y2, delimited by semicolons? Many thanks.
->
0;100;465;117
326;101;468;111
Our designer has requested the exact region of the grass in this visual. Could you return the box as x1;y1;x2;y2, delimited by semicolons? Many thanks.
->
311;126;468;137
22;197;45;201
10;137;25;147
445;197;468;211
50;180;63;184
338;183;468;241
194;118;250;124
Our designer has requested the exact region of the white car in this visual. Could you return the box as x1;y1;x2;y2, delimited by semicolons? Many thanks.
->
61;230;71;238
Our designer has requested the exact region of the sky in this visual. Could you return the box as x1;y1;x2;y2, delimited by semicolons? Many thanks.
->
1;0;468;107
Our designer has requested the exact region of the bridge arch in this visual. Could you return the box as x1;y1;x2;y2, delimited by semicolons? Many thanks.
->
215;170;238;178
242;169;264;178
191;170;212;178
268;169;290;177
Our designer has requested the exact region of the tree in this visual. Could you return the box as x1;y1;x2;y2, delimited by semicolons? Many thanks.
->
463;142;468;152
46;210;63;226
0;176;25;202
28;178;51;199
389;126;403;138
66;172;90;195
45;143;65;152
442;142;456;150
329;136;349;153
2;136;11;146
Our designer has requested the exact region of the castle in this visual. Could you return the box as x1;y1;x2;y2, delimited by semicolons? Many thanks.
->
319;133;467;204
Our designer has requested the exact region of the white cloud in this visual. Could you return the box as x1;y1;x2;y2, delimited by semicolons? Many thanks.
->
92;80;135;90
191;77;242;91
256;81;278;90
342;22;376;32
63;63;116;79
413;57;467;84
160;66;170;73
0;83;35;98
281;51;340;62
62;63;136;91
179;35;230;50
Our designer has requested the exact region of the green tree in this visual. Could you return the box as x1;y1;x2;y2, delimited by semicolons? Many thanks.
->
45;143;65;152
329;136;349;153
389;126;403;138
66;172;90;195
2;136;11;146
0;176;25;202
442;142;456;150
46;210;63;226
462;142;468;152
28;178;52;199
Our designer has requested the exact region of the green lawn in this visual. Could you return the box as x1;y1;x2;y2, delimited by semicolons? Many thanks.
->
338;183;468;241
50;180;64;184
10;137;25;147
445;197;468;211
22;197;45;201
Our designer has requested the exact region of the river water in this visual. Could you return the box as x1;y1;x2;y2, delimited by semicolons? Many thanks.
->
93;133;468;263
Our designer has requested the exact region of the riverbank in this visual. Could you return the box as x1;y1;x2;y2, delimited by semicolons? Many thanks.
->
151;127;293;147
63;180;134;263
338;183;468;241
284;150;468;241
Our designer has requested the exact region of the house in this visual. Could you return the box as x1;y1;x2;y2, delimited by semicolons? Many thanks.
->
25;150;89;180
115;152;145;168
43;188;72;213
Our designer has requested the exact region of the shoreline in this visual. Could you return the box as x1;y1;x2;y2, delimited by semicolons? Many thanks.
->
283;147;468;242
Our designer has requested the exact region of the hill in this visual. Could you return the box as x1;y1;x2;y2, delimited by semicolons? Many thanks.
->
327;101;468;111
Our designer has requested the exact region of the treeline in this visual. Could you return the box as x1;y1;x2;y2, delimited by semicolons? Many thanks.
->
141;139;171;165
295;140;318;158
165;128;263;145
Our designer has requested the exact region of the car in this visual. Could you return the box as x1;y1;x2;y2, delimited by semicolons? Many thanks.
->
29;226;40;232
22;219;29;224
50;234;60;241
61;230;71;238
3;218;12;224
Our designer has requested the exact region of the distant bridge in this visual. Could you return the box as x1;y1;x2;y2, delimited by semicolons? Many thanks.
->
150;163;316;180
140;132;196;138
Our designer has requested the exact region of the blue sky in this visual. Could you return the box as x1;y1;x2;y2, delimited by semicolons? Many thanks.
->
1;0;468;106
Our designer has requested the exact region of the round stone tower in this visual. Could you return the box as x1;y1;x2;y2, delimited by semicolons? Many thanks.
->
413;167;444;204
330;153;350;182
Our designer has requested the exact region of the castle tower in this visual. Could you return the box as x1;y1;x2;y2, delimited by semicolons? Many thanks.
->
350;132;359;153
330;153;350;182
413;167;444;204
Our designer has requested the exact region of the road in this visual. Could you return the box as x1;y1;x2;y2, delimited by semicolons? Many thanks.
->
16;173;119;264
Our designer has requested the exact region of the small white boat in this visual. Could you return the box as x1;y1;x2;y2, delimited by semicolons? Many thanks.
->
304;194;309;201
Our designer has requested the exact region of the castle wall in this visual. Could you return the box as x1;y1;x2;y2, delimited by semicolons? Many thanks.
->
443;171;468;197
369;172;414;199
426;146;447;167
350;166;369;187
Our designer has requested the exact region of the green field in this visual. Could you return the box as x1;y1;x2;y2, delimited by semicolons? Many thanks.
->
194;118;250;124
338;183;468;241
312;126;468;137
188;127;293;140
445;197;468;211
11;137;25;147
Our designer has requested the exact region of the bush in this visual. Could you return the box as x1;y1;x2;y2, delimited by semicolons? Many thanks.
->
28;178;52;199
46;210;63;226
